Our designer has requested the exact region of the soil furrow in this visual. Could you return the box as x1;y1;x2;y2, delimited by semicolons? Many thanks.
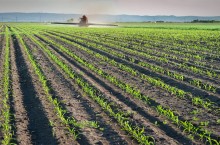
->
10;33;32;145
12;33;59;145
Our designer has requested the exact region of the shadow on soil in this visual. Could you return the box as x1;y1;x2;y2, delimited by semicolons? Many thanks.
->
12;33;58;145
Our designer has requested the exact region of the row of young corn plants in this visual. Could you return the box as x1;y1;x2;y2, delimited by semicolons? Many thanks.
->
0;25;4;30
189;79;217;93
43;31;220;113
155;105;220;144
15;27;156;145
32;31;220;144
10;27;101;140
49;29;220;81
0;25;3;32
0;27;15;145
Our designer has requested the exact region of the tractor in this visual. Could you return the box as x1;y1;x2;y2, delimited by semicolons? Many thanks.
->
79;15;88;27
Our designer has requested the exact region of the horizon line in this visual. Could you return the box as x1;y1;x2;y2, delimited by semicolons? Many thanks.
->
0;12;220;17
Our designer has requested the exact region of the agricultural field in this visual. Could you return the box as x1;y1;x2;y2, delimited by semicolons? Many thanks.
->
0;23;220;145
116;22;220;30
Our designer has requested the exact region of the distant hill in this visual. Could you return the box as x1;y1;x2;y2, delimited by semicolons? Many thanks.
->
0;13;220;23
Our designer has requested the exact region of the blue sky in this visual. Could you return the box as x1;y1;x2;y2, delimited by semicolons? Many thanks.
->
0;0;219;16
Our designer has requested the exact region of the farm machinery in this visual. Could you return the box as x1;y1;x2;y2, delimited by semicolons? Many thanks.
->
52;15;118;27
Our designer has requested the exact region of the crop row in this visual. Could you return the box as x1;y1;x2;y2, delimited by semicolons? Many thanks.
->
0;27;14;145
0;25;3;31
